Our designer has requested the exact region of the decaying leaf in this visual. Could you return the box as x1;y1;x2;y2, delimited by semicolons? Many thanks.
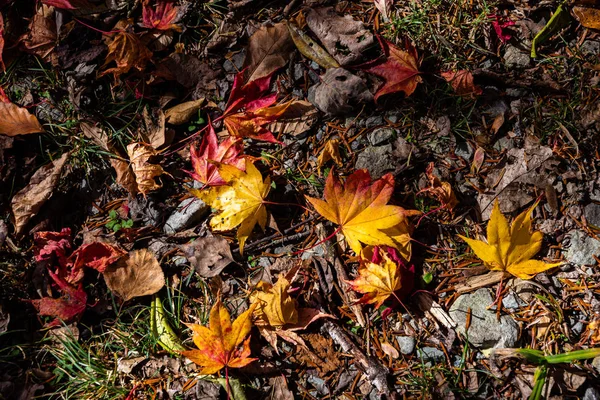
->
250;275;298;328
418;162;458;211
458;200;562;279
306;169;419;258
34;228;72;267
188;124;245;187
286;21;340;69
264;100;318;137
0;102;44;136
80;122;110;151
126;142;164;196
99;24;153;81
110;158;139;195
181;235;235;278
182;299;257;374
20;5;57;60
0;13;5;72
573;6;600;29
141;0;181;31
317;138;343;170
192;159;270;253
243;22;294;83
30;270;87;327
141;107;170;149
362;38;422;101
441;70;482;98
103;249;165;301
11;152;69;235
165;98;206;125
374;0;393;22
347;246;414;309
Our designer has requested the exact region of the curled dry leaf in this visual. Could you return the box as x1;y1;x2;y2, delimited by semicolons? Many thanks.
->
573;6;600;29
11;152;68;235
244;22;294;83
68;242;126;283
374;0;393;22
126;142;164;196
80;122;110;151
141;107;170;149
191;159;270;253
182;299;257;374
0;102;44;136
317;138;343;170
250;275;298;328
362;38;422;101
458;200;562;279
165;98;206;125
418;162;458;211
305;169;420;259
181;234;234;278
441;70;482;98
103;249;165;301
99;25;152;82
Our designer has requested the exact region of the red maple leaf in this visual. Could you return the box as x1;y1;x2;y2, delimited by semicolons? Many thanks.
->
489;14;515;43
188;123;246;187
219;71;287;143
361;37;422;101
34;228;72;269
68;242;126;283
141;0;181;31
29;270;87;327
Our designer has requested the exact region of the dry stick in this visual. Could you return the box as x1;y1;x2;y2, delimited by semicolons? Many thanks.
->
321;320;391;396
231;215;316;253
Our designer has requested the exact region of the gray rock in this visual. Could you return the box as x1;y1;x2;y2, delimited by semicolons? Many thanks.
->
310;68;373;115
163;198;209;234
455;141;474;161
584;203;600;227
449;288;519;348
502;293;526;310
584;386;600;400
396;336;416;355
417;347;445;363
368;127;395;146
565;230;600;265
592;356;600;374
503;45;531;69
581;40;600;56
355;144;393;179
365;116;384;128
393;137;414;161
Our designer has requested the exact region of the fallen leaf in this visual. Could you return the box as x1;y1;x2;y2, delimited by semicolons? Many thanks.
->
188;124;245;187
181;234;235;278
42;0;93;9
313;68;373;115
250;275;298;328
305;169;420;256
362;38;422;101
192;159;270;253
0;13;5;72
80;122;110;151
141;107;170;149
317;138;343;170
381;342;399;359
347;246;414;308
30;270;87;327
418;162;458;211
68;242;126;284
141;0;181;31
305;7;374;66
286;21;340;69
110;158;139;195
103;249;165;301
34;228;72;267
182;299;257;374
243;22;294;83
489;14;515;43
441;70;482;98
20;5;57;60
374;0;393;22
165;98;206;125
11;152;69;235
458;200;562;279
264;100;318;137
99;24;153;82
0;102;44;136
573;6;600;29
126;142;164;196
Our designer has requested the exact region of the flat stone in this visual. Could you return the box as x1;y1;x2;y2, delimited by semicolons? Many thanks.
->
163;197;209;234
565;230;600;265
592;356;600;374
449;288;519;349
584;386;600;400
455;141;474;161
355;144;393;179
417;347;445;363
503;45;531;69
584;203;600;227
368;127;395;146
396;336;416;355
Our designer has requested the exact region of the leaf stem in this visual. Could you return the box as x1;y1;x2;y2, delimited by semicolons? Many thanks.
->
291;225;342;256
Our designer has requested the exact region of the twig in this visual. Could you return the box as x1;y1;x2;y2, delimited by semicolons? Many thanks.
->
231;215;316;254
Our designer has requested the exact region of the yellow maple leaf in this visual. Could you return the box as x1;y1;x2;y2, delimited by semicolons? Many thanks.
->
305;170;420;258
191;159;270;253
458;200;561;279
250;275;298;328
182;299;256;375
347;250;403;309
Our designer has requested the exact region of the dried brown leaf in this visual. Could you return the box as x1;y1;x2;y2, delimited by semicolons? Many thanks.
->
264;100;318;136
573;5;600;29
317;138;343;169
244;22;294;83
103;249;165;301
11;152;68;235
126;142;164;196
164;98;205;125
110;158;138;195
0;102;44;136
99;24;152;82
181;235;234;278
20;5;57;60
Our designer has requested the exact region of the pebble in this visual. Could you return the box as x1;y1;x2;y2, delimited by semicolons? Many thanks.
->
163;198;209;234
455;141;474;161
396;336;416;355
417;347;445;363
503;45;531;69
355;144;393;179
584;203;600;227
368;127;395;146
449;288;519;349
565;230;600;265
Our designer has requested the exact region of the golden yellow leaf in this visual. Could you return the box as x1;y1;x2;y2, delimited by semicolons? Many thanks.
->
305;169;419;258
250;275;298;328
317;139;343;170
126;142;164;196
347;249;402;309
191;159;270;253
0;102;44;136
182;300;257;375
458;200;561;279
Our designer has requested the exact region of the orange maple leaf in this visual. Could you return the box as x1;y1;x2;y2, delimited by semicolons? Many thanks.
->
441;70;482;98
99;21;152;82
182;300;257;374
305;170;420;258
362;37;422;101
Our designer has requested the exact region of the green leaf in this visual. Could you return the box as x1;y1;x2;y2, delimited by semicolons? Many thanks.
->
544;348;600;364
422;272;433;284
106;220;116;229
109;210;118;219
150;296;186;354
531;2;569;58
112;223;121;232
123;219;134;228
529;365;548;400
